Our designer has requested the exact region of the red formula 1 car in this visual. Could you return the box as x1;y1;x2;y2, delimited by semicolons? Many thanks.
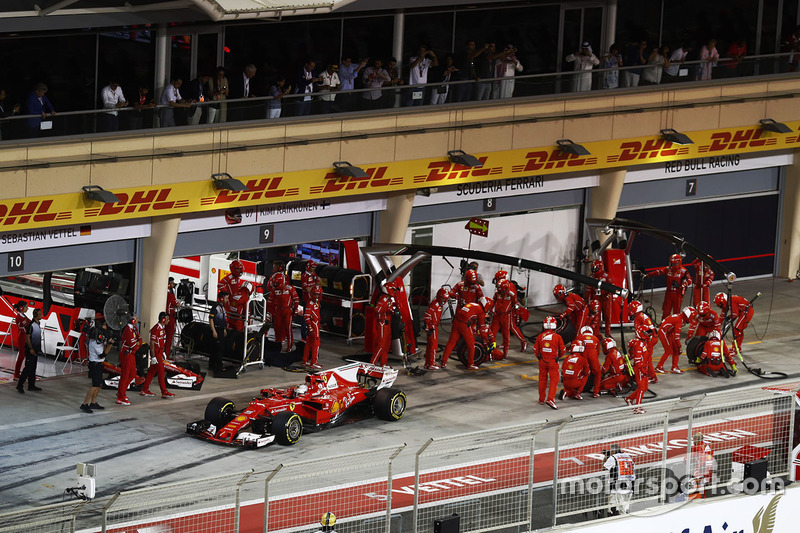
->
102;359;206;391
186;362;406;448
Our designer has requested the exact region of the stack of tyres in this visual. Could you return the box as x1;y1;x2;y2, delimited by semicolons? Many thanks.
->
179;321;246;362
320;301;366;337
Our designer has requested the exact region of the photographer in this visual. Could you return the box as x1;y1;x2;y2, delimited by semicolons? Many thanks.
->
603;444;636;515
80;314;111;413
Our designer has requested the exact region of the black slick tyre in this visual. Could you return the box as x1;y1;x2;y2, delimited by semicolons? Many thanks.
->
205;397;236;427
272;411;303;445
374;388;406;421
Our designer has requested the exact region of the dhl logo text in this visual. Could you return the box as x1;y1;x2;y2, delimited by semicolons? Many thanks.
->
88;188;189;217
208;177;299;205
0;200;69;226
699;128;775;153
610;139;683;162
418;158;496;182
513;150;597;172
311;166;402;194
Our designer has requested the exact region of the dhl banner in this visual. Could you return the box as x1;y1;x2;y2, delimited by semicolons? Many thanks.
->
1;121;799;233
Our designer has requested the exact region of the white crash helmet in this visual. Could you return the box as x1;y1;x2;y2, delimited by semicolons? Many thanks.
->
580;325;594;336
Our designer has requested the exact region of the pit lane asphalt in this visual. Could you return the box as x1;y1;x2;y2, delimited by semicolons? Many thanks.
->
1;276;799;513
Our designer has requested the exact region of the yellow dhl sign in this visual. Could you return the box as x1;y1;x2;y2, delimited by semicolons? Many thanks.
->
0;122;798;232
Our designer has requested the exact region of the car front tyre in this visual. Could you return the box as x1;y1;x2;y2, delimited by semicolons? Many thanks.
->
272;411;303;445
374;388;406;421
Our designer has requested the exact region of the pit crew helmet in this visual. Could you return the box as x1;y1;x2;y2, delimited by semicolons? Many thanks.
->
709;330;721;340
602;337;616;354
553;284;567;300
591;259;604;273
479;296;494;314
589;299;601;314
698;301;711;316
543;316;558;330
465;269;479;285
496;279;511;294
714;292;727;309
627;300;642;320
311;284;323;301
682;306;697;322
571;339;585;353
306;259;317;272
669;253;682;268
493;270;508;284
230;259;244;278
580;325;594;336
435;287;450;304
271;273;286;289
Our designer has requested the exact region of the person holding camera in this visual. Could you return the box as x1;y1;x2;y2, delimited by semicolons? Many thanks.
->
16;308;43;394
603;443;636;515
407;44;439;106
80;314;112;413
565;42;600;92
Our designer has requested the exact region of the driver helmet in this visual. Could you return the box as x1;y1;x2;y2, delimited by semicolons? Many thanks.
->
230;259;244;278
465;269;479;285
714;292;727;309
295;384;308;395
709;330;721;340
543;316;558;330
435;287;450;304
698;301;711;316
493;270;508;284
682;306;697;322
553;284;567;300
271;272;286;289
571;339;585;353
602;337;616;354
580;325;594;336
591;259;604;274
669;253;682;268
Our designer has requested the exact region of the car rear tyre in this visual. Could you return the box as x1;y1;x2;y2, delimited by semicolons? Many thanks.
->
374;388;406;421
205;397;236;428
455;339;489;367
272;411;303;445
686;336;707;365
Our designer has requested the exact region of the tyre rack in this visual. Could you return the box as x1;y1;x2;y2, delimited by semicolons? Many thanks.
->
239;292;267;375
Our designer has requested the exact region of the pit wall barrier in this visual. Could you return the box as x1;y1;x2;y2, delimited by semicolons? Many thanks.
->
1;382;796;533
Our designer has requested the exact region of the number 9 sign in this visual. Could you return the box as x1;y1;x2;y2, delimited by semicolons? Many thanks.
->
259;224;275;244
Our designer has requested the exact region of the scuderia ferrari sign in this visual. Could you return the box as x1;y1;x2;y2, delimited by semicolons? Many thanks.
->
2;121;799;232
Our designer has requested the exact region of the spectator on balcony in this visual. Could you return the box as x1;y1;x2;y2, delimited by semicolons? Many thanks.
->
317;63;340;114
696;38;720;81
228;64;257;121
384;57;404;108
361;58;390;110
100;78;127;132
474;42;498;100
622;39;647;87
184;72;210;125
602;44;623;89
495;44;523;98
267;76;291;119
663;44;690;83
565;42;599;92
338;55;368;111
294;59;320;116
725;39;748;76
641;46;669;85
453;40;482;102
784;25;800;72
207;66;229;123
430;54;458;104
129;85;155;130
0;88;21;140
158;77;191;127
407;44;438;106
24;82;56;137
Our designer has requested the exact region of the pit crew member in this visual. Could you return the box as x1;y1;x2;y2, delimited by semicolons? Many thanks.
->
691;259;714;307
697;330;735;376
714;292;754;354
303;285;323;369
689;432;715;500
267;273;300;352
647;253;693;320
423;286;450;370
140;312;175;398
655;306;694;374
533;315;566;410
629;300;658;383
208;291;229;373
625;337;649;406
218;259;250;332
491;279;518;359
585;259;613;337
554;284;588;333
599;338;630;395
441;297;492;370
451;269;484;309
687;301;720;340
12;300;30;380
370;287;396;367
576;325;602;397
560;339;590;400
117;315;143;405
165;277;178;357
494;270;527;351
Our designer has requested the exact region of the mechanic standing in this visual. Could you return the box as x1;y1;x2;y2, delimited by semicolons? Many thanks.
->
267;273;300;352
655;306;694;374
141;312;175;398
440;297;492;370
629;300;658;383
80;314;111;413
585;259;613;337
493;270;528;351
16;307;43;394
208;290;229;373
370;287;396;367
533;315;565;410
314;512;337;533
165;277;178;357
303;284;323;369
301;259;320;340
647;253;692;320
423;286;450;370
116;315;142;405
218;259;250;331
713;292;754;354
603;443;636;515
624;337;649;407
691;259;714;307
12;300;30;380
560;339;589;400
491;279;517;359
451;269;484;308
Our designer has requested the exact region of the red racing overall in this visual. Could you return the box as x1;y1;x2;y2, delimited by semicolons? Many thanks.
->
267;277;300;349
303;289;321;367
142;320;168;395
441;302;488;368
625;338;649;405
561;352;590;399
647;256;692;319
656;313;685;371
219;272;250;332
423;297;446;368
117;322;142;402
717;294;754;353
13;307;31;379
370;293;395;366
600;346;629;393
577;329;602;396
633;311;658;382
165;288;178;357
691;259;714;307
491;280;516;358
533;329;565;404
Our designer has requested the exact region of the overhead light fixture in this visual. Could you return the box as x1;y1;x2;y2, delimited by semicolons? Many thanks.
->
447;150;483;168
212;173;248;192
556;139;590;156
759;118;792;134
333;161;368;179
660;128;694;145
82;185;121;204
